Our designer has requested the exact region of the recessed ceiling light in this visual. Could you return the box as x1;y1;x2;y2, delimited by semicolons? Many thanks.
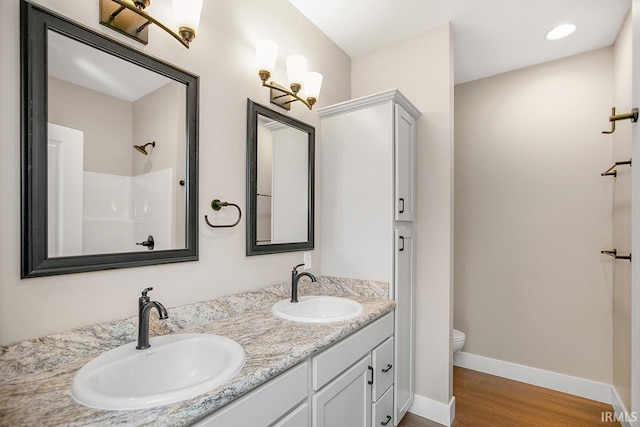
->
545;23;577;41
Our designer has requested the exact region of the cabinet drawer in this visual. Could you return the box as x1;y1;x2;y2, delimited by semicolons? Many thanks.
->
372;337;394;401
193;362;308;427
312;312;394;390
372;386;394;427
272;403;309;427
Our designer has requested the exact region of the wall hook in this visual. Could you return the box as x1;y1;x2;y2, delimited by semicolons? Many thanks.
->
602;107;639;134
204;199;242;228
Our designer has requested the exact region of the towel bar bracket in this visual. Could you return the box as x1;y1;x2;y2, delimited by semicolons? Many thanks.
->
602;107;639;134
601;249;632;262
601;159;632;177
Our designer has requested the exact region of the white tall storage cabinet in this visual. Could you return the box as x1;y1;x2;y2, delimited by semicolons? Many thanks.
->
318;89;419;426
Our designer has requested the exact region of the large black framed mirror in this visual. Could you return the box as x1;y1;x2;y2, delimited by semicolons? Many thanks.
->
246;100;314;255
21;0;198;278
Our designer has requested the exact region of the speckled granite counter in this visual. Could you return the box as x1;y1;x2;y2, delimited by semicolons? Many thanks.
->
0;277;393;426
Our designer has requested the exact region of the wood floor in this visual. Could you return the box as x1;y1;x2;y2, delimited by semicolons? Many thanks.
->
398;367;618;427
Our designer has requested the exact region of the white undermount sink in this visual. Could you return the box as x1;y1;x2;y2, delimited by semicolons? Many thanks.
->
272;296;363;323
71;333;245;410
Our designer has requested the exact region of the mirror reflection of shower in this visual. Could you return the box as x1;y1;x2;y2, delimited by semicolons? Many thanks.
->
134;141;156;156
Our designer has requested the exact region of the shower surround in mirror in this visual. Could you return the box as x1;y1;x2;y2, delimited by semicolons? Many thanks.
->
46;36;187;256
82;169;174;255
47;120;175;256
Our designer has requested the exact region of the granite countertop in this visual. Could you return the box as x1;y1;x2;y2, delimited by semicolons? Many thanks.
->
0;277;394;426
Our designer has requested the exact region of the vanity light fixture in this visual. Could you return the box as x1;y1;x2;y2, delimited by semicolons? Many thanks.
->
544;23;577;41
99;0;203;48
256;39;323;110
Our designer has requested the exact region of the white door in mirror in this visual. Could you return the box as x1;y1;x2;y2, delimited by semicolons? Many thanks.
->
272;296;363;323
71;334;245;410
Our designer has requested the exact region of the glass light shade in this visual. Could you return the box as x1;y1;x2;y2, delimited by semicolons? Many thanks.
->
304;72;323;100
286;55;308;86
173;0;204;32
256;39;279;73
545;23;576;41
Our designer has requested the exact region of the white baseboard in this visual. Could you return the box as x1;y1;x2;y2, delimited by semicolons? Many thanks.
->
409;394;455;426
453;351;612;404
611;386;633;427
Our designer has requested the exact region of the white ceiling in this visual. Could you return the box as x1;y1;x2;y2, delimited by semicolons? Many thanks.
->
288;0;631;84
48;31;171;102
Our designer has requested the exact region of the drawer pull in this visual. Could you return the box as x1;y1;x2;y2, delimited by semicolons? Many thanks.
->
368;366;374;385
381;415;392;426
381;364;393;373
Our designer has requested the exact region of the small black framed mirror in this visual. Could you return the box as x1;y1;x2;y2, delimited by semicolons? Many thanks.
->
246;100;314;255
21;0;198;278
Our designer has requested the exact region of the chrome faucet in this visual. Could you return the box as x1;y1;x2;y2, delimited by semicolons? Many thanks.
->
291;263;317;303
136;287;168;350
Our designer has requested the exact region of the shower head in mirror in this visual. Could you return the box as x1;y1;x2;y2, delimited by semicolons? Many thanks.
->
134;141;156;155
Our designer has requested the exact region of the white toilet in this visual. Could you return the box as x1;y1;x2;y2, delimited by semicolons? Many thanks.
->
453;329;466;354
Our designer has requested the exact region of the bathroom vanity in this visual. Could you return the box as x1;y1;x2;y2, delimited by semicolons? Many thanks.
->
195;312;394;427
0;278;395;427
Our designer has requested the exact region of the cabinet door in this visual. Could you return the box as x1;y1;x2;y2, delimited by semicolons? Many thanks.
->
312;355;372;427
395;104;416;222
320;102;394;281
394;227;415;422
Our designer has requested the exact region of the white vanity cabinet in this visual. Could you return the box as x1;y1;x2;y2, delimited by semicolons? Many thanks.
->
312;355;372;427
273;403;310;427
318;89;419;425
192;313;394;427
192;362;309;427
311;312;394;427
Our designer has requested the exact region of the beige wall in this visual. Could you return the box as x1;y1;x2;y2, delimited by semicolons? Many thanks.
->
454;48;614;383
48;77;134;176
352;24;455;404
0;0;350;345
132;81;185;176
612;11;633;411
